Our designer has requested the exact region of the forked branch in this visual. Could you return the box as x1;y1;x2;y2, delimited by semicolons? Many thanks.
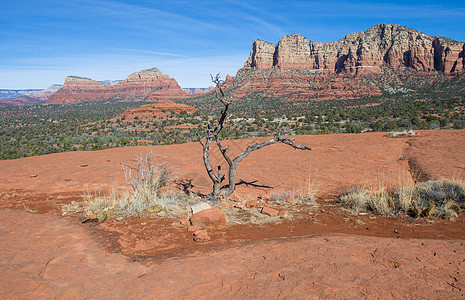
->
199;74;311;199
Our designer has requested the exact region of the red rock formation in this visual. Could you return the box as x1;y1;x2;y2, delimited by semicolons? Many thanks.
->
190;207;227;230
182;87;215;97
116;68;187;101
48;68;188;105
48;76;111;104
244;24;465;74
120;99;196;121
230;24;465;102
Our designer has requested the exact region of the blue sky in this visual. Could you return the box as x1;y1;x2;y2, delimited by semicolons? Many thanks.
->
1;0;464;89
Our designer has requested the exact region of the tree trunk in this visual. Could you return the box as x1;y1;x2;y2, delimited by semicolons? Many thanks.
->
199;74;312;200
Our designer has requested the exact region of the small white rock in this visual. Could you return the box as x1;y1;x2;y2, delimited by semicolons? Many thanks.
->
190;202;211;214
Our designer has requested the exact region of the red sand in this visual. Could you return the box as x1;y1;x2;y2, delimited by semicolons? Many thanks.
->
1;130;465;298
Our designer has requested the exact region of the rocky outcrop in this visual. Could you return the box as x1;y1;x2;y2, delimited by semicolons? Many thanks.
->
120;99;196;121
227;24;465;102
244;24;465;74
48;76;111;104
116;68;187;101
48;68;188;105
244;39;277;69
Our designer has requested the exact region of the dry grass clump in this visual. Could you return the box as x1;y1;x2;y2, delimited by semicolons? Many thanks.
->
269;177;319;204
120;153;172;215
386;130;417;138
296;176;319;203
62;153;199;221
341;179;465;220
340;185;396;216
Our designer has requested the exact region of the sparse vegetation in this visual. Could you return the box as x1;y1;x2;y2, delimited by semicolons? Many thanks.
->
341;178;465;221
62;153;200;221
2;71;465;160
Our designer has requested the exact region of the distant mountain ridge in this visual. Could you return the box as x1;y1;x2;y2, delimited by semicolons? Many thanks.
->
182;87;215;96
0;85;63;107
0;84;62;100
47;67;188;105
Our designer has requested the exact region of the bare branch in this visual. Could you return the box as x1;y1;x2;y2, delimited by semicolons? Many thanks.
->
200;73;312;199
277;136;312;151
216;136;232;166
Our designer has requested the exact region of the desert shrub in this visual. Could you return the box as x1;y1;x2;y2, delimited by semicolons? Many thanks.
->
386;130;416;138
268;190;296;202
76;153;198;220
268;178;318;204
341;179;465;220
345;122;363;133
454;120;465;129
406;179;465;220
295;177;319;203
340;186;396;216
118;152;174;215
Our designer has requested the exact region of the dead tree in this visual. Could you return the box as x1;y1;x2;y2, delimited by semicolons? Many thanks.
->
199;74;311;199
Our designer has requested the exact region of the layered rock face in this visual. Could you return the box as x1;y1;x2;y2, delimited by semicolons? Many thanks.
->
244;24;465;74
227;69;383;101
48;76;111;104
235;24;464;101
48;68;187;105
117;68;187;101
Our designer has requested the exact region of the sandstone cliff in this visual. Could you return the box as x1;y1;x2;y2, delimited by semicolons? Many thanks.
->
226;24;465;102
48;76;111;104
244;24;464;74
48;68;187;105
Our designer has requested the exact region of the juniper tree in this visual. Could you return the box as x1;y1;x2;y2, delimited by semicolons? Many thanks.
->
199;74;312;199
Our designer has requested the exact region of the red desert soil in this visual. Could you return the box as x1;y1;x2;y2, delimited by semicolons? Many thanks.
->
1;130;465;298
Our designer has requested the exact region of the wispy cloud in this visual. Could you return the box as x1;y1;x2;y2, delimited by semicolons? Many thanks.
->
77;0;219;31
114;48;188;58
1;0;464;89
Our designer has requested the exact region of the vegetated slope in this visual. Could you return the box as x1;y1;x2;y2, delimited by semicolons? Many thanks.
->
0;100;151;159
0;96;45;108
48;67;187;104
180;23;464;112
